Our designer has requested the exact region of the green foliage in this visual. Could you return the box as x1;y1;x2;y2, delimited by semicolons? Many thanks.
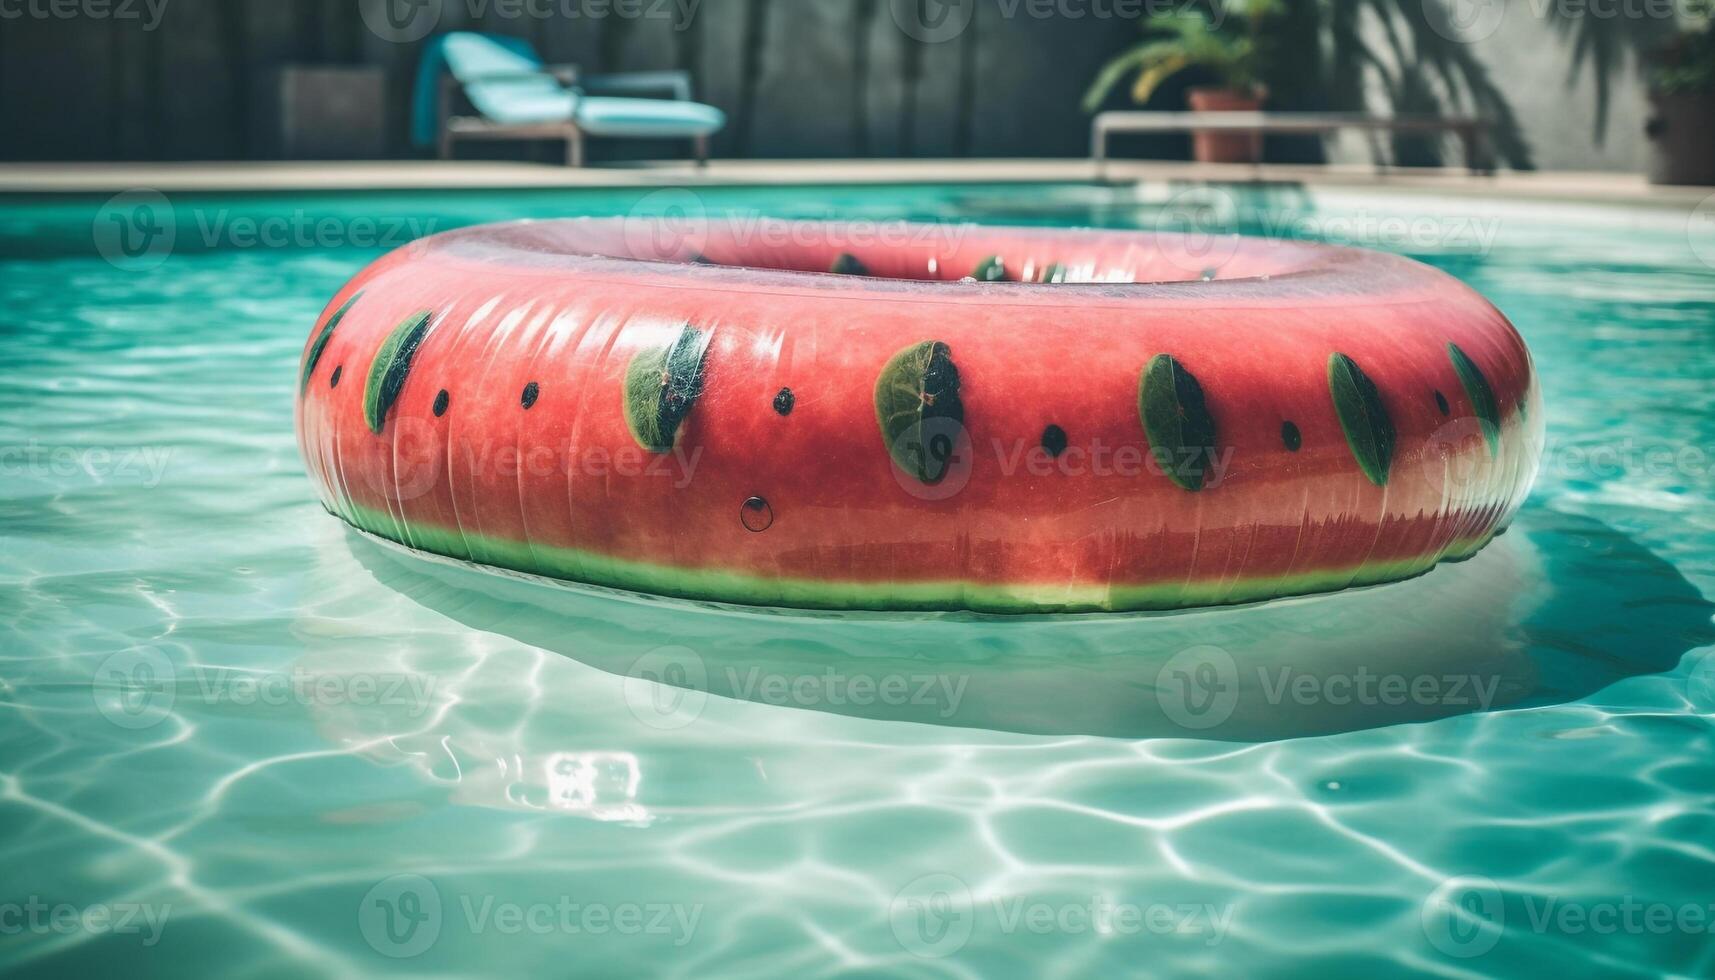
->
1082;2;1281;112
1083;0;1539;170
1649;1;1715;94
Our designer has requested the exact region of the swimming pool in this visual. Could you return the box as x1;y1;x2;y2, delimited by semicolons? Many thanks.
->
2;182;1713;976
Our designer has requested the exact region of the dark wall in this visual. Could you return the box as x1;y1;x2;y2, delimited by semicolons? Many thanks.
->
0;0;1136;162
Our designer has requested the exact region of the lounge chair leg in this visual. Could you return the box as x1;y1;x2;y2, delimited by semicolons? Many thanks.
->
566;131;584;168
439;130;454;161
693;135;709;168
1462;126;1494;176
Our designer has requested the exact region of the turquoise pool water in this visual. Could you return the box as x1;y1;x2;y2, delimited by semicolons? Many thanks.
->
2;182;1713;977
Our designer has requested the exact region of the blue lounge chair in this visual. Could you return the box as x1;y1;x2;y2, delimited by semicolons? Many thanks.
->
412;32;726;167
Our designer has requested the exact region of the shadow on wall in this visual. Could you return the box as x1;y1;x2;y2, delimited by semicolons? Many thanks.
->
0;0;1132;163
349;508;1715;743
0;0;1678;166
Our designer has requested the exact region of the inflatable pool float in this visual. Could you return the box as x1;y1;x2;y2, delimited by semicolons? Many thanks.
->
295;218;1542;613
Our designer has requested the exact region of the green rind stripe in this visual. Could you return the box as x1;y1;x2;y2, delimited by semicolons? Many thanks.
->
363;310;433;435
1448;342;1501;457
1328;352;1396;487
300;291;361;394
340;502;1501;614
1139;353;1218;492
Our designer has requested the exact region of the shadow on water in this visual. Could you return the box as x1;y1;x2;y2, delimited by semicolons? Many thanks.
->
347;508;1714;742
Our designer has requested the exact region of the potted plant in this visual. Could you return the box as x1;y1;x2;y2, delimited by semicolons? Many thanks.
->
1082;1;1281;164
1645;1;1715;185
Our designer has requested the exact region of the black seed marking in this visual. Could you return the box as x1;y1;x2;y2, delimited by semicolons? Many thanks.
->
433;389;449;417
329;365;342;388
521;381;540;410
1041;424;1068;458
1434;389;1450;416
740;496;773;532
1281;421;1301;452
1139;354;1218;492
773;387;795;415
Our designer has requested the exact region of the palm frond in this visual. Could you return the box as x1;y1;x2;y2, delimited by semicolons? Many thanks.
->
1132;54;1192;103
1081;6;1257;112
1082;41;1188;111
1548;10;1674;143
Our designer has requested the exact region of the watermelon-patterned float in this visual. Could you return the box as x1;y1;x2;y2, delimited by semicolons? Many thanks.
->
295;218;1542;613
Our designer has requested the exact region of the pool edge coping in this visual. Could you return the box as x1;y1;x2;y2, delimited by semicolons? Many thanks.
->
1;159;1709;212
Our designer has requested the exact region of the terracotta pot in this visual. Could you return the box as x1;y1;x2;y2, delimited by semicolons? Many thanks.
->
1646;89;1715;186
1185;87;1264;164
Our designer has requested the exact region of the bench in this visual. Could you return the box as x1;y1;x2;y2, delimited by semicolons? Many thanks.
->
1091;111;1495;176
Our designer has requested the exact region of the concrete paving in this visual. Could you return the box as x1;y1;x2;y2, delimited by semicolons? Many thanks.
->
1;158;1708;210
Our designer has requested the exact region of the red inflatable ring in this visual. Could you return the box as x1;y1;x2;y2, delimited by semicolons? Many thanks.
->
295;218;1543;613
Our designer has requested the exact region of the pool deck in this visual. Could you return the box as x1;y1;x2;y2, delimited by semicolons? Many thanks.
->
2;159;1709;209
